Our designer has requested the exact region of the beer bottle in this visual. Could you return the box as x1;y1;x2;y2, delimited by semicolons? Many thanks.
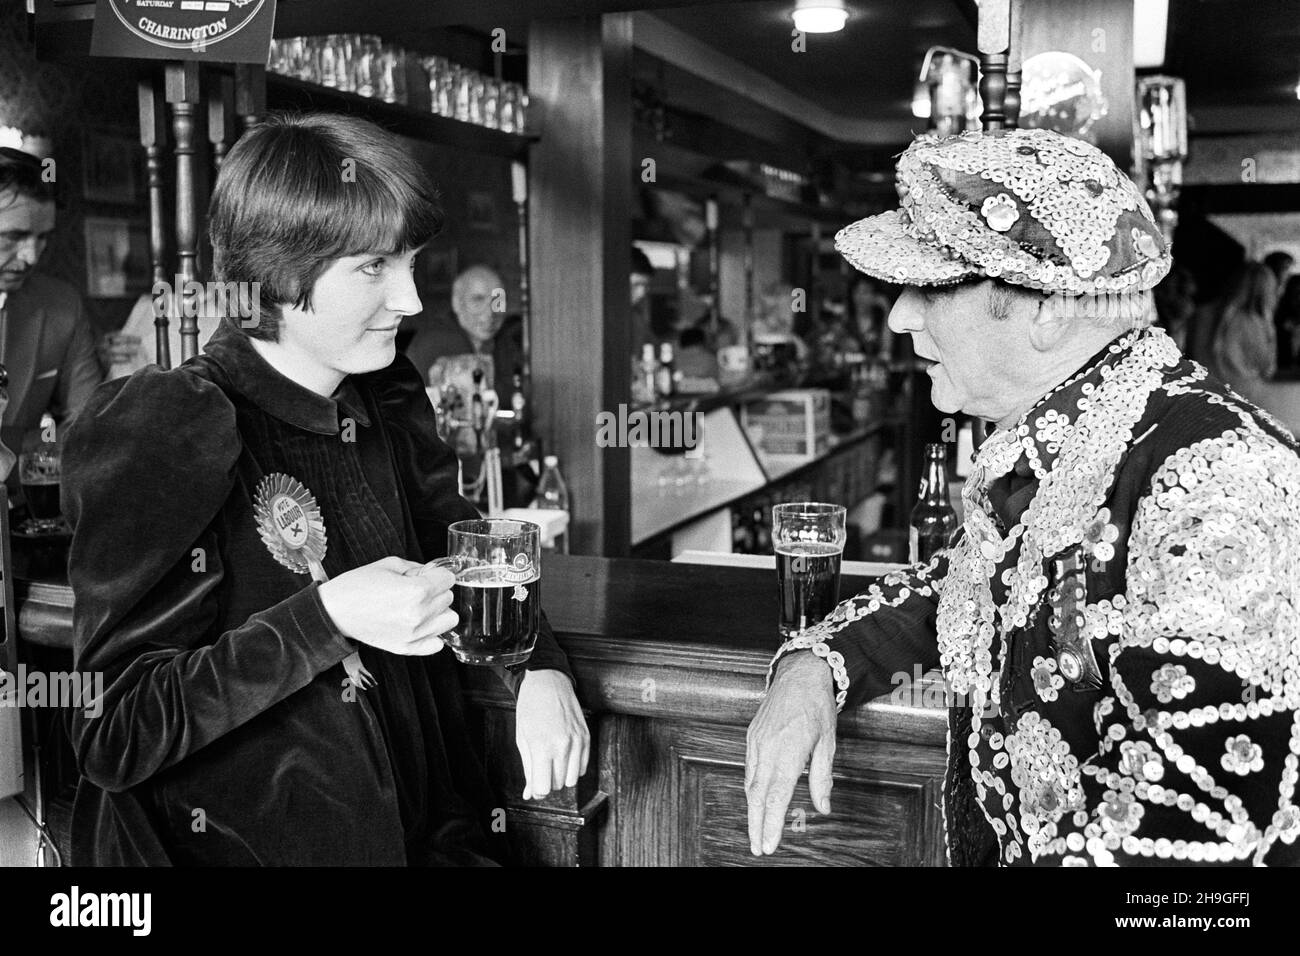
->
909;443;957;564
656;342;676;398
640;343;659;403
509;366;529;450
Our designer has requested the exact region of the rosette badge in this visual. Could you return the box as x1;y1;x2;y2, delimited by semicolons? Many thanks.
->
254;473;375;689
254;474;327;574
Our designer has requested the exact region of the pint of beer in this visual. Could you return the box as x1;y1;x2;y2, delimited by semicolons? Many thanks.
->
18;448;62;531
772;502;846;640
432;518;541;665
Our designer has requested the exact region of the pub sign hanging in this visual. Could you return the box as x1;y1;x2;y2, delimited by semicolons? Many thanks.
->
90;0;277;64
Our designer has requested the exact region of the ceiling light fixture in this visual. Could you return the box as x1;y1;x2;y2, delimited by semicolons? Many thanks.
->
792;0;849;34
1133;0;1169;69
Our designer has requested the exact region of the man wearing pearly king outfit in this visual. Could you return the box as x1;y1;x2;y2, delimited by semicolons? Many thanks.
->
746;127;1300;866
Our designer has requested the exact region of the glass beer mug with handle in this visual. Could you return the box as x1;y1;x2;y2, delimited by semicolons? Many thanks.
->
424;519;541;665
772;502;846;640
18;416;63;534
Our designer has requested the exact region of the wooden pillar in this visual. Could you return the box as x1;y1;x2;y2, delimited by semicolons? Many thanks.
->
741;192;754;348
138;76;171;370
208;74;236;172
165;62;201;362
512;161;531;385
234;64;267;134
978;0;1010;132
705;197;719;342
528;15;633;557
1005;0;1025;128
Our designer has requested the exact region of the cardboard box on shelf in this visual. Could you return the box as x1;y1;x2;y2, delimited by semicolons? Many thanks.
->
741;389;831;461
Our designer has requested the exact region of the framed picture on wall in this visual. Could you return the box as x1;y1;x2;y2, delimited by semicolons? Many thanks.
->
423;247;458;295
83;217;149;298
466;191;499;234
81;130;140;204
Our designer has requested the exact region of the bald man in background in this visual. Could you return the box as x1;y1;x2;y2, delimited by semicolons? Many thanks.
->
404;263;524;399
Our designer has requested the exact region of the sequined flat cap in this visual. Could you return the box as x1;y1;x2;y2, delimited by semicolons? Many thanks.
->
836;128;1172;296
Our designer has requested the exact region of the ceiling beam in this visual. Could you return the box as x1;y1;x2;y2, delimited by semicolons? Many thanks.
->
1190;105;1300;136
276;0;714;35
630;11;916;146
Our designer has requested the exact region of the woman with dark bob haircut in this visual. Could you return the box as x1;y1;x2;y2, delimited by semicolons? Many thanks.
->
60;112;588;865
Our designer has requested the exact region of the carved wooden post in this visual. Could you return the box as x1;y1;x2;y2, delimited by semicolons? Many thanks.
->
511;160;531;384
978;0;1011;132
1005;0;1025;129
234;64;267;134
706;196;720;341
741;191;754;352
208;73;236;172
165;62;201;362
138;76;171;370
808;219;821;337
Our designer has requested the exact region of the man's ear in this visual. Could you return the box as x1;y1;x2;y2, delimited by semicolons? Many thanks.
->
1026;295;1070;352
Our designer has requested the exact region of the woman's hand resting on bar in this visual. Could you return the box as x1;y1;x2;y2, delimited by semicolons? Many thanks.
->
515;670;590;800
745;650;838;856
317;557;458;655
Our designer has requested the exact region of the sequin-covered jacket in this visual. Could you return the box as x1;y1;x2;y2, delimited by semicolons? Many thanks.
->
771;326;1300;866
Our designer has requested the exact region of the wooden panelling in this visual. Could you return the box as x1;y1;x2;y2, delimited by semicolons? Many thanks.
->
20;556;951;866
528;15;633;556
596;717;947;867
473;694;607;867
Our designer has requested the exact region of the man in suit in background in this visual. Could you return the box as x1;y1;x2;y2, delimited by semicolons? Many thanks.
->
0;147;101;458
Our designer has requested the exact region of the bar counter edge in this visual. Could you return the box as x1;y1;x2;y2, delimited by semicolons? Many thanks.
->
14;554;950;867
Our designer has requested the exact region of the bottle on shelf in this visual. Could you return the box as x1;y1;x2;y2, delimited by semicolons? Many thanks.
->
851;363;873;425
530;454;571;553
751;506;771;554
530;455;570;513
503;366;541;508
909;443;958;564
509;366;529;450
656;342;676;398
470;368;487;453
639;343;659;403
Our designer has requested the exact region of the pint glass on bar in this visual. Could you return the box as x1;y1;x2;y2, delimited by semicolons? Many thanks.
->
18;449;62;532
773;502;846;640
434;518;541;665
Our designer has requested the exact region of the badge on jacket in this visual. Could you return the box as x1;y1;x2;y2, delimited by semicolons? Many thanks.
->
1049;547;1102;691
254;472;376;690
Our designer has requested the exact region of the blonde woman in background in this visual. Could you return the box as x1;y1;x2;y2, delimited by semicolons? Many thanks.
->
1206;262;1281;407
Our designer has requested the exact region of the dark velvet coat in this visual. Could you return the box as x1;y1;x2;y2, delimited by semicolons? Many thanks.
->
61;319;572;866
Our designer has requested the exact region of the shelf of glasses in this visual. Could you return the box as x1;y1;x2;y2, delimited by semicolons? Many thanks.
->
266;75;539;159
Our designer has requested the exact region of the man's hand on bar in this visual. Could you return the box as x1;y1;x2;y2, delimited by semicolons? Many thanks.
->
317;557;458;655
515;669;591;800
745;650;838;856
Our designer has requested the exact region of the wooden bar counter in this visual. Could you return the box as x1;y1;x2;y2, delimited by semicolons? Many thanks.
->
16;555;948;867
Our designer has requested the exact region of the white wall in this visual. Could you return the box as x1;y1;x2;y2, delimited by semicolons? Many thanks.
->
0;797;39;867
